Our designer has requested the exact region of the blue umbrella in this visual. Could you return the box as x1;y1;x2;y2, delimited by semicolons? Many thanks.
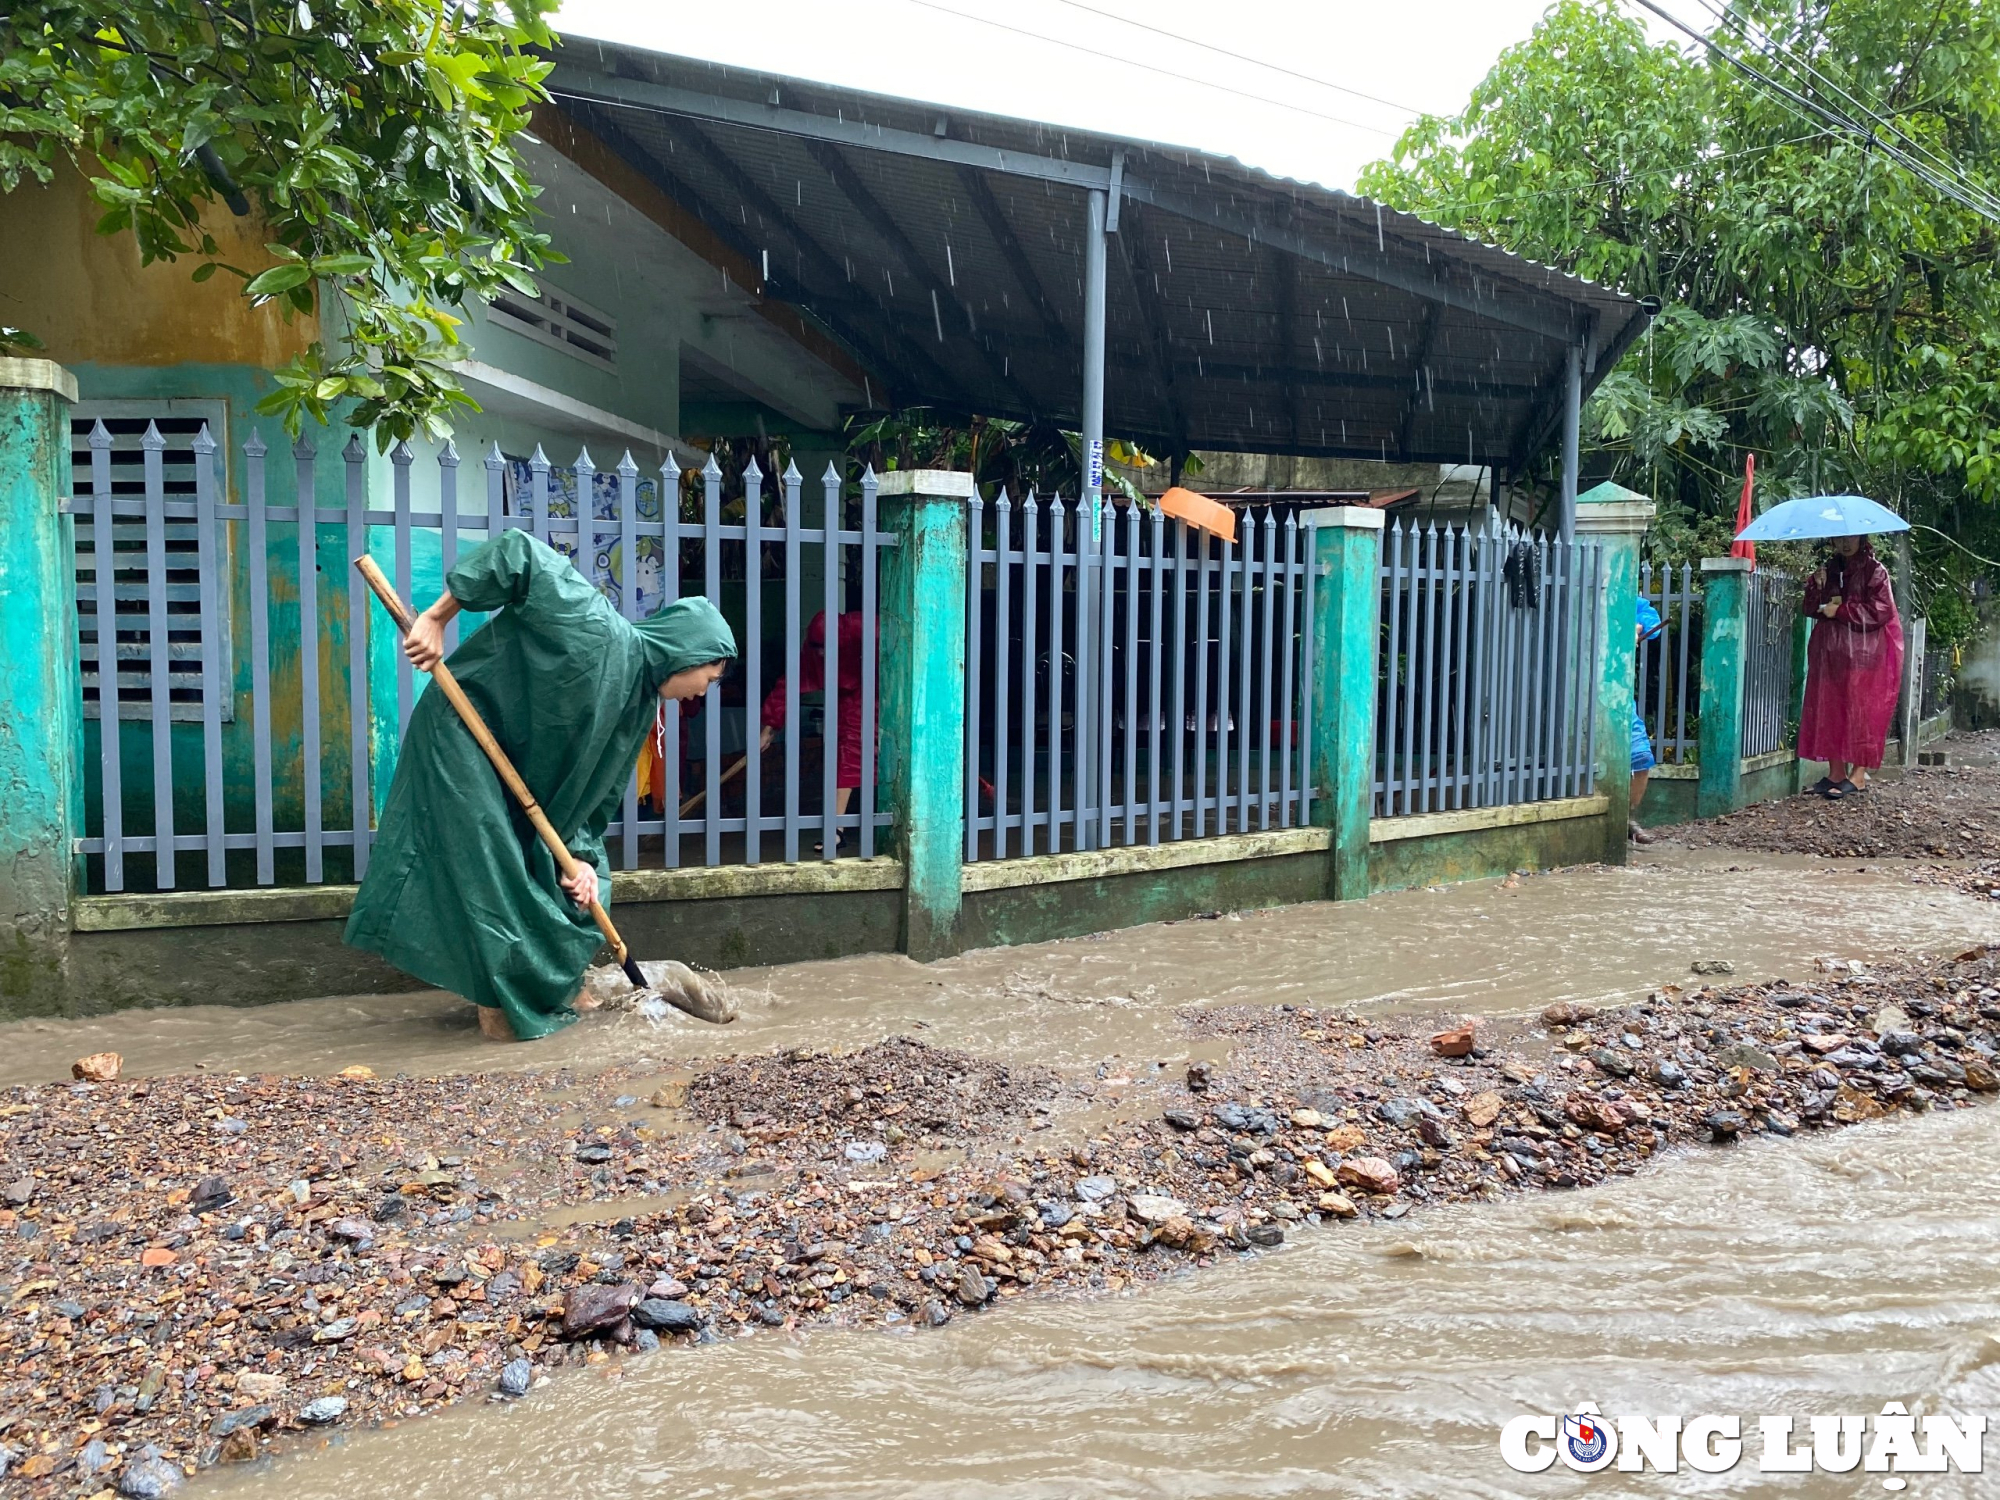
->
1735;494;1908;542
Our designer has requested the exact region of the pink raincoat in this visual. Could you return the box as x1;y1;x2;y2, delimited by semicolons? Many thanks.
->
1798;541;1904;769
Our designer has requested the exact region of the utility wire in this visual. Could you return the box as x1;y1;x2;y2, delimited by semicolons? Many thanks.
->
902;0;1395;137
1629;0;2000;224
1040;0;1421;117
1681;0;2000;220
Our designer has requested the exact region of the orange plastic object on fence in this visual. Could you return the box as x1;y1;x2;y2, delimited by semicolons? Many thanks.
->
1157;486;1237;543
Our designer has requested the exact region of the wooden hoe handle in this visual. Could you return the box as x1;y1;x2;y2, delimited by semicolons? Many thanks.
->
353;556;635;970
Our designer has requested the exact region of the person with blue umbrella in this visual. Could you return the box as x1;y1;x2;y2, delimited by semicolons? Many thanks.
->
1737;495;1907;800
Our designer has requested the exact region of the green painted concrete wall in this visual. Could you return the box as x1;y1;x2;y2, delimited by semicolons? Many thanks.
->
958;853;1330;950
1369;815;1608;894
0;372;83;1013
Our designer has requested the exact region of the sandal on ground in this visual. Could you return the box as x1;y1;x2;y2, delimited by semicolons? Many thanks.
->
1825;778;1864;800
1628;819;1657;845
814;830;850;854
1811;775;1836;798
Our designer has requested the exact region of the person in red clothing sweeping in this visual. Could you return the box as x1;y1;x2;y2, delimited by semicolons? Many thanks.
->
759;608;872;850
1798;534;1904;800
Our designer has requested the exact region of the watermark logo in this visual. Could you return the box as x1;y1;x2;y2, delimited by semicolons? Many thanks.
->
1560;1411;1615;1472
1501;1403;1985;1490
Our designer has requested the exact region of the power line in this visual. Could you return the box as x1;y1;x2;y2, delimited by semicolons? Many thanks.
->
901;0;1396;138
1628;0;2000;224
1040;0;1421;117
1679;0;2000;220
1708;1;2000;221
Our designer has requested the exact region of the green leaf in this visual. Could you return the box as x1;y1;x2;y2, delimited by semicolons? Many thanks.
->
244;263;313;296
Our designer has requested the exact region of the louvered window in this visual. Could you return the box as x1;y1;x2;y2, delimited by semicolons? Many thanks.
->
71;402;234;721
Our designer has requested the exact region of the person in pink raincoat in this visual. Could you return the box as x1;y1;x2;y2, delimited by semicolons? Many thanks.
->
759;609;873;851
1798;535;1904;799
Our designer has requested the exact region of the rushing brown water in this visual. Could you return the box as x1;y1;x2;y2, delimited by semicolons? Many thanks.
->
6;847;1994;1087
200;1105;2000;1500
16;847;2000;1497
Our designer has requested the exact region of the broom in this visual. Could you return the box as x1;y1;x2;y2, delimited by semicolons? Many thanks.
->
354;557;649;991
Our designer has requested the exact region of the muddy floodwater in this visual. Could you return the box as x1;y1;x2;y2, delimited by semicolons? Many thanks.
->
16;846;2000;1498
202;1103;2000;1500
8;848;1997;1087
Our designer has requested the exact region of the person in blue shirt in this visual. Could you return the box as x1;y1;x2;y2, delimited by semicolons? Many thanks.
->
1630;595;1665;844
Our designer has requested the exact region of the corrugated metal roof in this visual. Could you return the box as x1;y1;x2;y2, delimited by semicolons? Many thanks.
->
543;38;1647;467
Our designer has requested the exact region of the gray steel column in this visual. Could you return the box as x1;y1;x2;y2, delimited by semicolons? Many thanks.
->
1560;343;1582;540
1080;185;1108;849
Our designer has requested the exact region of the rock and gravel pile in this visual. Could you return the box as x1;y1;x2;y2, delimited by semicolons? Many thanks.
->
1670;762;1999;860
686;1037;1063;1145
5;949;1998;1495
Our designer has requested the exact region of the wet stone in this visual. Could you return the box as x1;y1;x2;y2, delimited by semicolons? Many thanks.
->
632;1298;703;1333
300;1396;348;1424
497;1358;533;1398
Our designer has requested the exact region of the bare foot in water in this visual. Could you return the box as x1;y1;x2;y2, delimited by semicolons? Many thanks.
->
475;1005;519;1042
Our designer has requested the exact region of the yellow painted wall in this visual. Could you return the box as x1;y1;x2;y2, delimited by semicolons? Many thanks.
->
0;159;317;367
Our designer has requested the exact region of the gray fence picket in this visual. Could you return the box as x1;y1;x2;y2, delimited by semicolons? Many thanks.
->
820;464;841;861
859;467;879;860
1171;520;1189;841
246;434;275;884
141;421;175;889
993;490;1013;860
616;451;640;872
743;458;763;866
701;454;723;867
194;425;226;886
439;442;460;656
966;490;984;861
392;441;415;735
87;421;123;891
1047;498;1066;852
1147;508;1165;844
662;455;683;867
1278;513;1297;828
344;435;370;879
1020;493;1039;856
529;445;550;548
295;438;323;883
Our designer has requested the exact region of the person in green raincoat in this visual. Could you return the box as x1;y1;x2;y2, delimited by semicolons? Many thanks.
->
344;529;737;1041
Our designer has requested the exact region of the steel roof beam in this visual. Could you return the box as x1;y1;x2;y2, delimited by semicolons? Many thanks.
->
640;111;974;409
802;138;1043;418
1117;205;1189;457
548;65;1116;191
955;166;1071;350
564;104;976;411
1119;175;1582;344
1396;304;1444;461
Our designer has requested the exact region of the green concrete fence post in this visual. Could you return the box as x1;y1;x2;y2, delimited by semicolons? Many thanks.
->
1575;497;1655;865
1696;557;1751;818
1306;506;1384;901
0;359;82;1014
876;469;971;961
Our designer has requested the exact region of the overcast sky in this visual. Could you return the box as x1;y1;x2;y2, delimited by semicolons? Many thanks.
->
550;0;1707;193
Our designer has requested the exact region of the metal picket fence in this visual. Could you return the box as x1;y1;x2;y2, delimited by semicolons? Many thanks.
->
1740;566;1797;758
963;495;1315;860
1374;520;1604;816
1637;560;1701;764
68;419;894;893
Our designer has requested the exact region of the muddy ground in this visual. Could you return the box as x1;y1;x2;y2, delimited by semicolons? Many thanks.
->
5;945;1999;1497
1669;742;2000;862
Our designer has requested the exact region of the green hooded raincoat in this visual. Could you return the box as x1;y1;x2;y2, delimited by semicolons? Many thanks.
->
343;530;738;1039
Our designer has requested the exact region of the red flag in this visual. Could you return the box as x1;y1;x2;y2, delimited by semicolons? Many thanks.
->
1730;454;1757;570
